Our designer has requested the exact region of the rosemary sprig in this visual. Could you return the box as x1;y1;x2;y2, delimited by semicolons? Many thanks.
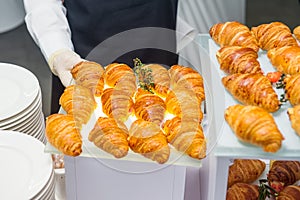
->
133;58;155;93
258;179;278;200
275;73;286;89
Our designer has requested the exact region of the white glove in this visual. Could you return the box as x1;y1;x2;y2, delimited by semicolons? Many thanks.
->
48;49;84;87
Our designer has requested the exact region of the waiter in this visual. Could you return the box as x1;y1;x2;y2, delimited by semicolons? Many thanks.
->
24;0;181;114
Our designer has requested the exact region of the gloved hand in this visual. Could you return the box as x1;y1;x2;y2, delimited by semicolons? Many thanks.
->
48;49;84;87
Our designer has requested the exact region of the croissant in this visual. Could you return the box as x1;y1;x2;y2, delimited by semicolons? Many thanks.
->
165;86;203;122
224;104;284;153
88;117;129;158
226;183;259;200
293;25;300;41
103;63;137;97
227;159;266;188
284;74;300;106
71;61;105;96
216;46;262;74
251;22;298;51
101;87;134;122
128;119;170;164
162;116;206;159
267;160;300;191
209;21;259;52
134;88;166;125
45;114;82;156
222;73;280;112
287;104;300;136
59;85;97;127
267;46;300;74
278;185;300;200
136;63;171;98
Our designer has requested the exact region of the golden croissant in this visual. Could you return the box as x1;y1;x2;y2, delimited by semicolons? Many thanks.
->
103;63;137;97
162;116;206;159
101;87;134;122
278;185;300;200
71;61;105;96
293;25;300;41
287;104;300;136
224;104;284;153
128;119;170;164
45;114;82;156
209;21;259;52
134;88;166;125
169;65;205;102
227;159;266;188
267;46;300;74
226;183;259;200
251;22;298;51
267;160;300;191
88;117;129;158
284;74;300;106
216;46;262;74
59;85;97;127
222;73;280;112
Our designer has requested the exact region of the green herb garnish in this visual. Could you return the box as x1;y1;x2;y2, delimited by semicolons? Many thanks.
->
133;58;154;93
258;179;278;200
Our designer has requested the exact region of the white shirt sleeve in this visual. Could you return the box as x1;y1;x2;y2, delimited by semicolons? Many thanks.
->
23;0;74;61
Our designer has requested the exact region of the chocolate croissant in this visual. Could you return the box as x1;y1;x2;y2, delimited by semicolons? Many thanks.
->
103;63;137;97
267;160;300;190
226;183;259;200
227;159;266;188
287;104;300;136
45;114;82;156
278;185;300;200
88;117;129;158
59;85;97;127
251;22;298;51
169;65;205;102
225;104;284;153
222;73;280;112
209;21;259;52
101;87;134;122
134;88;166;125
267;46;300;74
71;61;105;96
216;46;262;75
128;119;170;164
162;116;206;159
284;74;300;106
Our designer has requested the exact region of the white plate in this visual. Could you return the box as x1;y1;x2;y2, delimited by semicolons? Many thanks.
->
0;130;53;199
0;63;40;121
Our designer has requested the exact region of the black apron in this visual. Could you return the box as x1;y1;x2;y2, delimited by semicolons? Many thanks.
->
51;0;178;113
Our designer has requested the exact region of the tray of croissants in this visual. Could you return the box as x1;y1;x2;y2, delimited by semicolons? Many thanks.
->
45;58;207;166
205;21;300;155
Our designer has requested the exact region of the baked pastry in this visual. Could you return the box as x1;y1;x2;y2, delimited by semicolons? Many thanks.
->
45;114;82;156
101;87;134;122
227;159;266;188
128;119;170;164
103;63;137;97
88;117;129;158
226;183;259;200
71;61;105;96
267;160;300;191
162;116;206;159
134;88;166;125
216;46;262;74
267;46;300;74
287;104;300;136
209;21;259;52
169;65;205;102
284;74;300;106
225;104;284;153
278;185;300;200
293;25;300;41
251;22;298;51
222;73;280;112
59;85;97;127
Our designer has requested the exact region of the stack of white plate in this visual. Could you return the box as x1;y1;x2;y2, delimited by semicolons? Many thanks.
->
0;63;46;144
0;130;55;199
